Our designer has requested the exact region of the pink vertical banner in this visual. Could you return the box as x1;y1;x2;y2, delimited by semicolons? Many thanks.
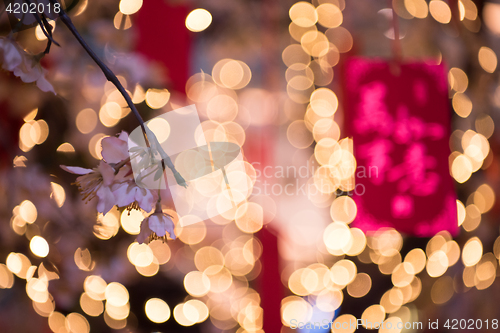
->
343;58;458;236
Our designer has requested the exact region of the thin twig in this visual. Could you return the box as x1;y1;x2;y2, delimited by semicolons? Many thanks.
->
48;0;186;187
41;14;55;54
24;0;60;46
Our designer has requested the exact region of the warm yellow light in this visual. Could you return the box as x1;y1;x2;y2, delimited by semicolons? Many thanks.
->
289;2;318;28
84;275;107;301
76;108;97;134
145;88;170;109
66;313;90;333
105;282;129;307
30;236;49;258
429;0;451;24
35;21;56;40
50;182;66;207
145;298;170;323
20;200;37;224
120;209;144;235
462;237;482;266
119;0;143;15
186;9;212;32
80;293;104;317
146;118;171;143
87;133;106;160
478;47;498;73
452;92;472;118
484;3;500;35
184;271;211;297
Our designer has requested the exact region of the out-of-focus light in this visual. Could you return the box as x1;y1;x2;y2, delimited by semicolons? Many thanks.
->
404;248;426;274
105;282;129;307
404;0;428;18
185;300;209;323
80;292;104;317
145;88;170;109
76;108;97;134
462;237;482;266
146;117;170;143
30;236;49;258
184;271;211;297
0;264;14;289
484;3;500;35
212;59;252;90
361;305;386;329
281;296;313;327
120;209;144;235
451;154;472;183
66;312;90;333
332;314;356;333
88;133;108;160
114;12;132;30
478;47;497;73
56;143;75;153
347;273;371;298
23;109;37;122
127;242;154;267
459;0;478;21
173;303;196;326
448;67;468;93
452;92;472;118
50;182;66;208
84;275;107;301
475;114;494;139
132;84;146;104
429;0;451;24
20;200;37;224
431;276;454;304
106;302;130;321
99;102;122;127
48;312;65;333
145;298;170;323
119;0;142;15
330;196;357;224
74;248;94;271
289;2;317;28
35;21;56;40
186;9;212;32
316;3;342;28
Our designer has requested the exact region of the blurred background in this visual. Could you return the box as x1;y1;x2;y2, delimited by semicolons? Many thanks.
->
0;0;500;332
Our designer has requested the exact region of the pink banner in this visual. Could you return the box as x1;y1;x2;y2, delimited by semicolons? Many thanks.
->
343;58;458;236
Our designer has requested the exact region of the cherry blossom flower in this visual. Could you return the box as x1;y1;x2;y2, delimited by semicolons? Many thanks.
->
61;161;116;214
101;131;158;211
137;202;176;244
62;131;159;215
111;182;157;212
0;37;55;93
101;131;130;165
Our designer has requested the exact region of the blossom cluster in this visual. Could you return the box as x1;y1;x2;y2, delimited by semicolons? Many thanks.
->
0;37;55;93
61;131;176;243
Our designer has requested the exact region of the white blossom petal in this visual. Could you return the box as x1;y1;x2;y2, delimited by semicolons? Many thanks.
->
36;73;56;94
148;215;166;236
96;186;116;214
97;161;116;186
111;182;137;207
60;165;93;175
101;136;129;164
135;188;157;213
136;219;151;244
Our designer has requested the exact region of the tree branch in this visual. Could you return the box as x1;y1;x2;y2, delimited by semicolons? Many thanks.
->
48;0;186;187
